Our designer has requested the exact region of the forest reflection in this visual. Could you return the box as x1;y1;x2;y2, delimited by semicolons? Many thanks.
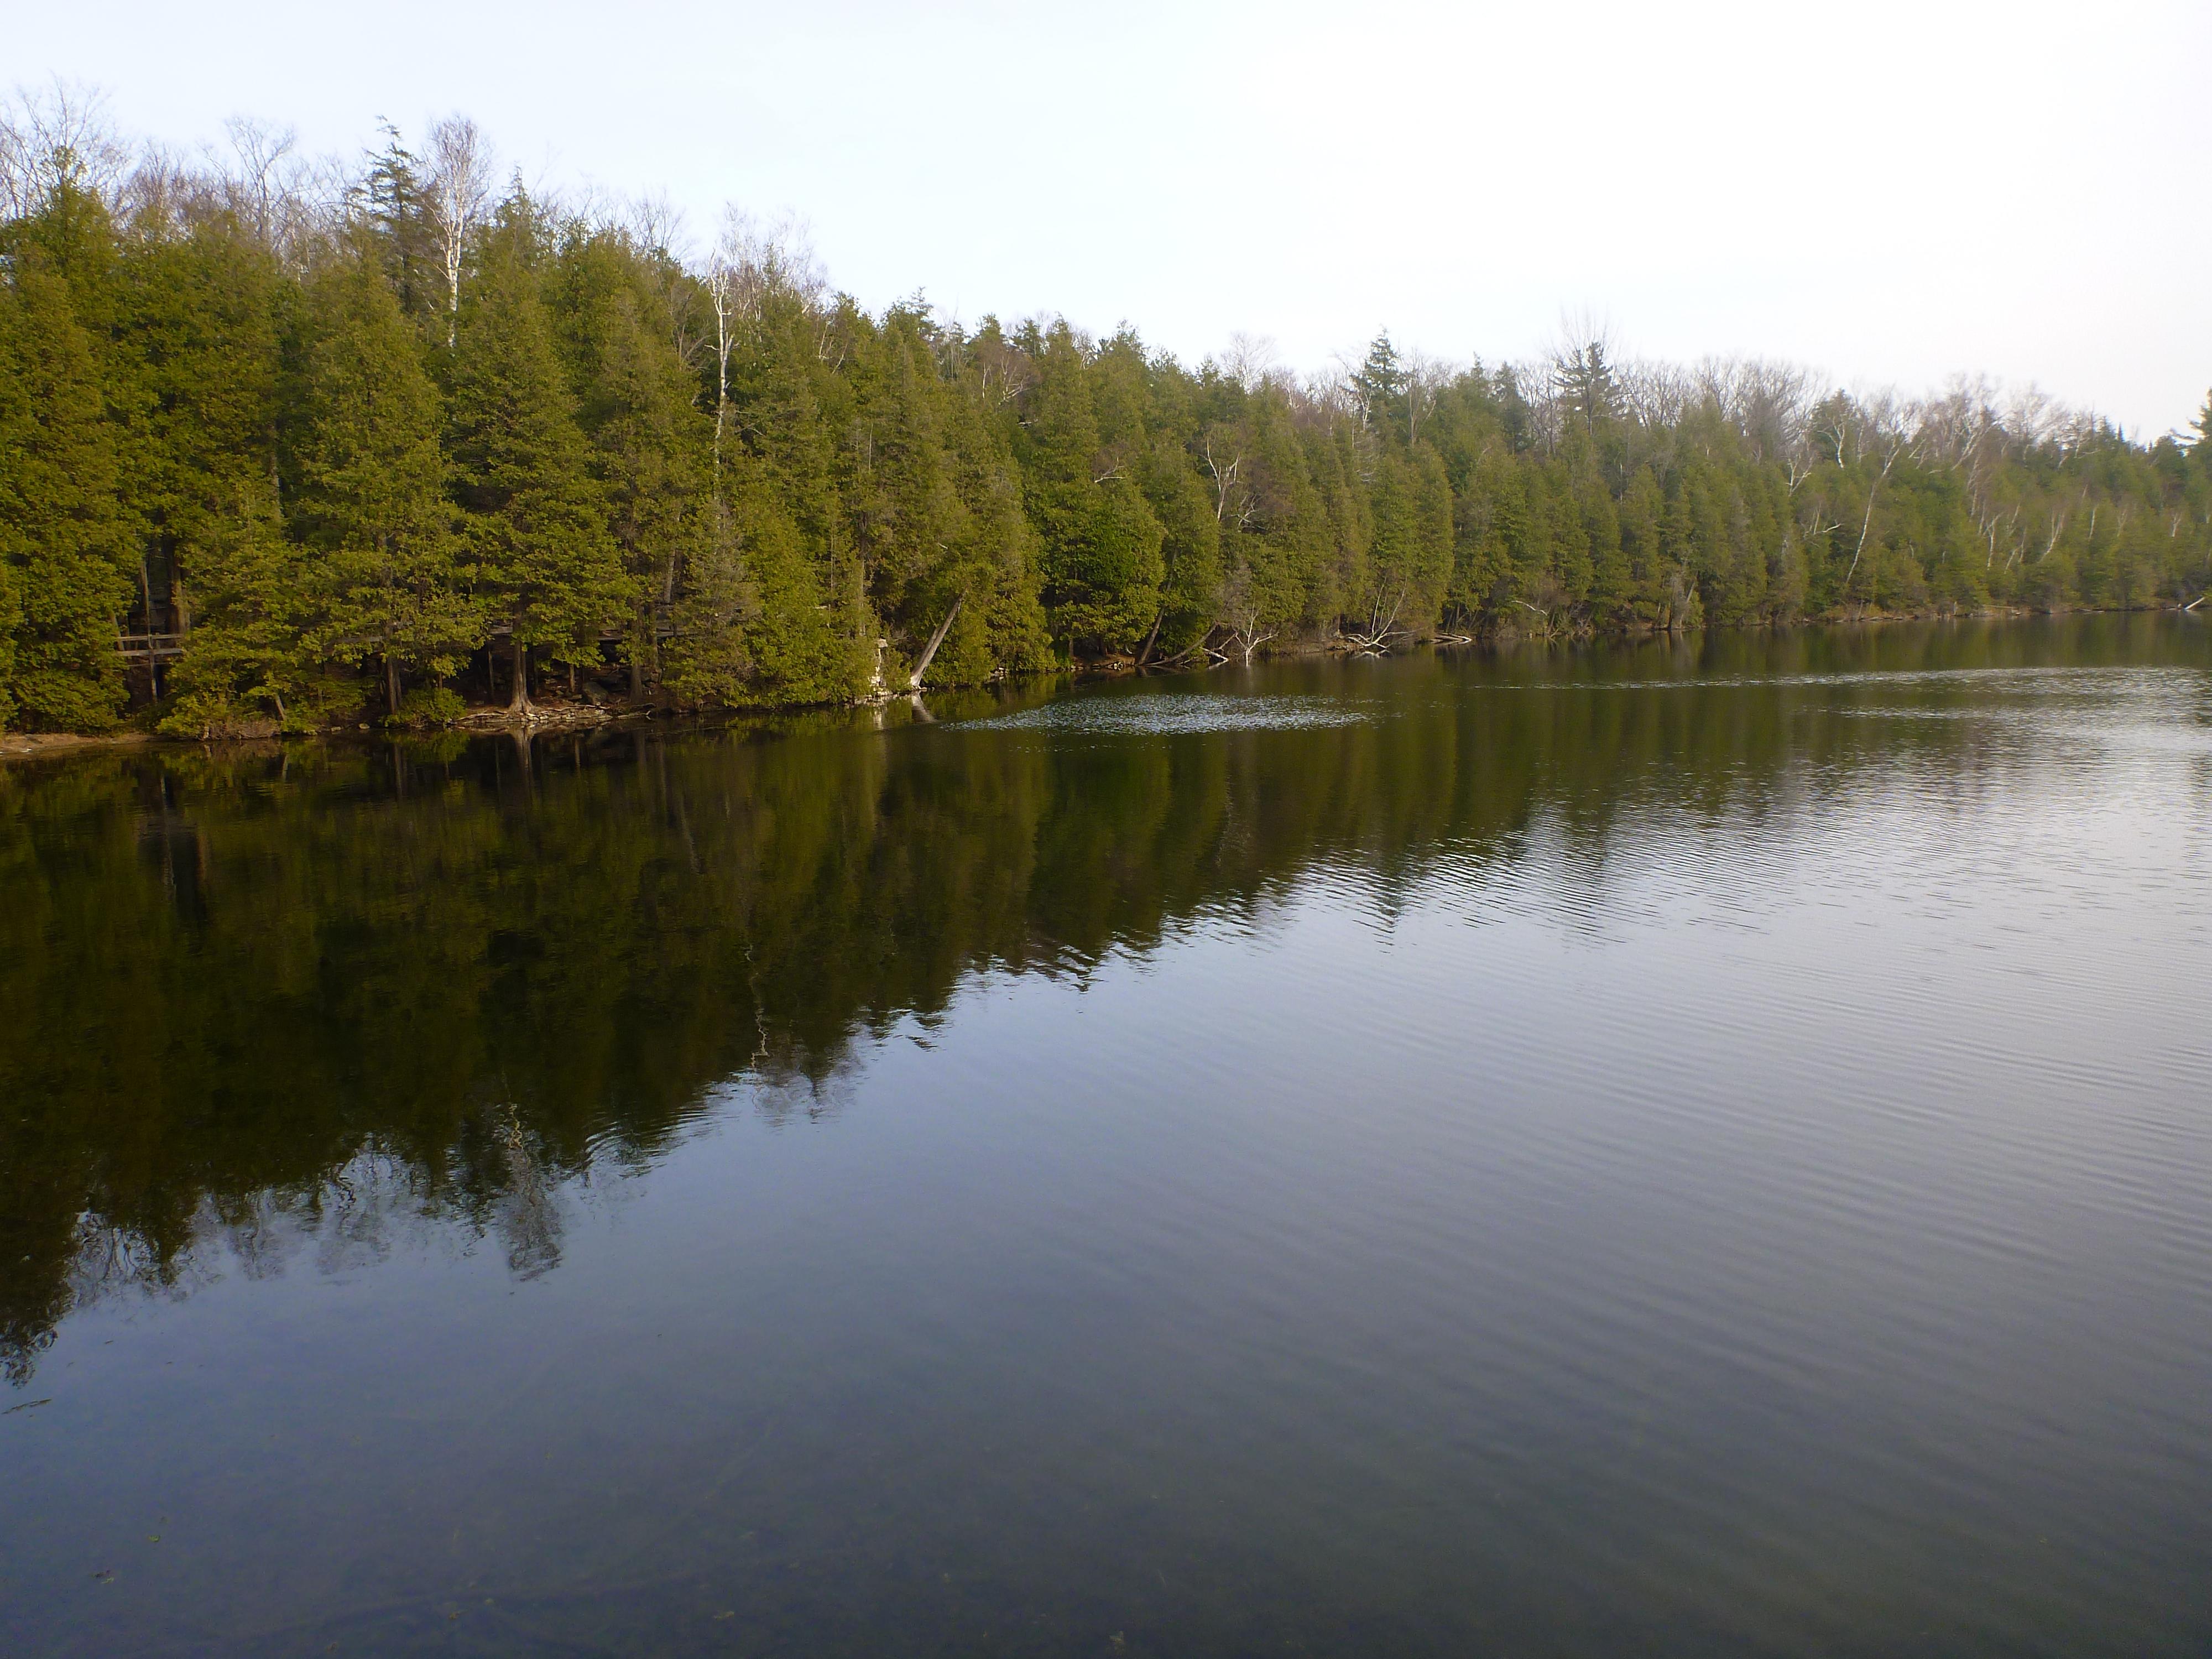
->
2;615;2200;1380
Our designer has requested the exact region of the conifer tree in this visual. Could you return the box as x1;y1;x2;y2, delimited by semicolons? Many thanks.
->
129;221;301;731
550;227;708;694
1143;451;1220;659
926;327;1051;683
0;261;130;731
363;126;441;325
6;107;2211;727
114;223;284;616
445;195;632;709
846;306;966;672
159;486;308;734
293;240;476;717
1021;325;1163;654
1352;332;1409;440
1618;466;1666;619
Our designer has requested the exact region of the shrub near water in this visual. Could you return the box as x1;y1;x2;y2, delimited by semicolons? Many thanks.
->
388;686;464;729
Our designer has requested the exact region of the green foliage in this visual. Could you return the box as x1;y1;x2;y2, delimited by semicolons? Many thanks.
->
293;241;476;714
446;197;634;700
549;224;708;685
2;112;2208;734
158;492;309;735
0;256;131;731
1020;322;1165;654
388;685;465;728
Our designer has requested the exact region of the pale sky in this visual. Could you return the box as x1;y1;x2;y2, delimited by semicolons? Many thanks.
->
14;0;2209;437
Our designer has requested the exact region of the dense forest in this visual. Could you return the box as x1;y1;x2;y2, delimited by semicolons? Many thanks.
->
3;100;2210;734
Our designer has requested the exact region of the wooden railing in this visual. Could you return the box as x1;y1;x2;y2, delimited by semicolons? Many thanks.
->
117;634;187;662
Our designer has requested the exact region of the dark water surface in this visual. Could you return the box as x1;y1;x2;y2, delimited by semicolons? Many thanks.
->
5;617;2211;1657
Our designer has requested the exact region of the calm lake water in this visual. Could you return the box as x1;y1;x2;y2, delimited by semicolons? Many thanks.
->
4;616;2211;1657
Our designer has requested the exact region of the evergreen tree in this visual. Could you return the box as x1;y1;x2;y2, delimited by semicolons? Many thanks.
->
158;486;309;734
127;220;301;731
0;260;131;731
7;108;2210;729
445;195;632;709
1021;324;1164;654
1352;332;1408;440
362;125;441;324
549;226;708;694
1583;443;1632;627
930;328;1051;684
293;240;476;717
1556;339;1620;431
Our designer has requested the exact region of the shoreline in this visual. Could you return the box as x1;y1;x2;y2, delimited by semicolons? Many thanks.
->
0;729;157;761
3;606;2199;760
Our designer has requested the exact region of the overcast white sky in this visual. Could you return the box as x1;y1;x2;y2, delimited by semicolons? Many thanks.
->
14;0;2209;436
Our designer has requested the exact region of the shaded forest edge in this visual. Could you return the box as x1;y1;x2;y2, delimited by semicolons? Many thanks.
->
2;95;2210;741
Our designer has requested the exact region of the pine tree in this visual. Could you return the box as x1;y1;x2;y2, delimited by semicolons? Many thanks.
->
1556;338;1620;431
362;125;441;324
550;226;709;695
445;195;632;709
293;240;476;718
1352;332;1408;440
1616;466;1666;622
846;306;966;675
125;218;300;729
1021;325;1163;654
0;261;131;731
159;486;310;734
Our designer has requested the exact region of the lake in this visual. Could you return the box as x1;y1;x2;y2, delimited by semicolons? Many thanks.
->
4;615;2210;1657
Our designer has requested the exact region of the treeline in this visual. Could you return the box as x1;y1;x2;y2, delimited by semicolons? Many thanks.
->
3;103;2210;733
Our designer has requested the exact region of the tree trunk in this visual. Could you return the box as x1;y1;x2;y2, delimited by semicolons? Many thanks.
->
509;638;531;713
385;655;401;719
1135;609;1163;669
909;594;964;691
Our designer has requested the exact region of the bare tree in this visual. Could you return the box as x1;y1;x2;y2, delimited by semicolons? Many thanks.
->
1617;356;1695;431
0;80;131;218
424;116;494;346
1201;432;1258;530
1218;560;1275;665
1697;356;1819;464
703;207;826;466
1839;392;1918;596
1218;331;1281;392
219;116;296;247
1403;348;1448;446
705;223;741;472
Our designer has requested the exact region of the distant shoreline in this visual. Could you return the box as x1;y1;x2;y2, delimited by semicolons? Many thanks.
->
3;606;2197;757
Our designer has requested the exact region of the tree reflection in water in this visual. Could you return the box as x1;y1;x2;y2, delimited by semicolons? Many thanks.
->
2;613;2202;1380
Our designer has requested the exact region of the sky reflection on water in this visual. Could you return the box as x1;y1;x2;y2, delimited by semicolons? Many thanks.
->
3;616;2210;1657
